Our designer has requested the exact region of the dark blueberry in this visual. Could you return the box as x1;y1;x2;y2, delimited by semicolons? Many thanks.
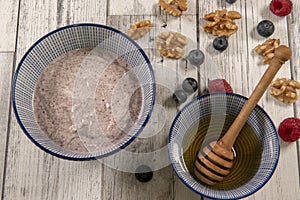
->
187;49;205;66
161;23;167;28
135;165;153;183
213;37;228;51
173;90;187;104
182;78;198;94
257;20;275;37
226;0;237;4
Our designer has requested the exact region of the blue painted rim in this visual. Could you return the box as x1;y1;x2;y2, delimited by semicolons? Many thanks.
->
168;92;280;199
11;23;156;161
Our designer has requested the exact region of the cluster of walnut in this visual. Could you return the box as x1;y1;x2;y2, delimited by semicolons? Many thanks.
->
156;31;188;59
203;9;241;37
127;20;153;40
254;38;280;64
270;78;300;104
159;0;187;17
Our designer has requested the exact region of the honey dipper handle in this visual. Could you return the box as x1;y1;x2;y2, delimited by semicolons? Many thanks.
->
220;45;292;149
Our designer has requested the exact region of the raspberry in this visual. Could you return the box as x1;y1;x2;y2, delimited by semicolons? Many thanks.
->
270;0;293;17
278;117;300;142
208;79;233;93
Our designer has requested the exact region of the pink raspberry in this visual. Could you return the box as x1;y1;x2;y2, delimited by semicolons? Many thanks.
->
278;117;300;142
208;79;233;93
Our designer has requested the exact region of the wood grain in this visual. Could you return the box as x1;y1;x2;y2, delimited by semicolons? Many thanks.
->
106;14;176;199
198;1;250;199
15;0;108;60
108;0;196;16
0;53;14;197
241;0;300;199
1;0;299;199
196;0;299;199
3;0;108;199
287;0;300;184
158;14;200;200
107;13;200;200
0;1;19;51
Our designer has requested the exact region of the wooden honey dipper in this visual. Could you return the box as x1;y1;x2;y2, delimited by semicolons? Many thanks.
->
194;45;292;186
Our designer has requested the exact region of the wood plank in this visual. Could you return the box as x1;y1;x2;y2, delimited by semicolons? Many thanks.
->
2;0;299;200
109;0;158;16
0;1;19;51
105;14;176;200
0;53;14;197
101;166;174;200
195;0;299;199
287;0;300;188
16;0;108;58
3;0;108;199
241;0;300;199
107;13;200;200
163;15;203;200
198;0;250;97
106;13;199;200
108;0;196;16
174;180;202;200
197;1;251;199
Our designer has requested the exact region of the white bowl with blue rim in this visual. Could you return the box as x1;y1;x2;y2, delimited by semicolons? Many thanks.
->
169;93;279;199
12;23;155;160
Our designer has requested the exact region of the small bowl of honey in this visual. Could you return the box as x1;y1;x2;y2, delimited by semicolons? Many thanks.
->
168;92;280;199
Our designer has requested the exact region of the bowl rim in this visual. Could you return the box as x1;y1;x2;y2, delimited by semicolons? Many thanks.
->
168;92;280;200
11;23;156;160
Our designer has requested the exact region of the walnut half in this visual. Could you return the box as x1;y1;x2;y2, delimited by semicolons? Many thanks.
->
270;78;300;104
127;20;153;40
159;0;187;17
156;31;188;59
203;9;241;37
254;38;280;64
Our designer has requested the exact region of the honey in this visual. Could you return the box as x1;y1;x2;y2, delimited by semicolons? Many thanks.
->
182;114;262;190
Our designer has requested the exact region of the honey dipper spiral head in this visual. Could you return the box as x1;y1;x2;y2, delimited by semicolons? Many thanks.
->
194;141;234;185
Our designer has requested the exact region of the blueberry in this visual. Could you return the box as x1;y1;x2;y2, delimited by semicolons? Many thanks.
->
187;49;205;66
257;20;275;37
213;37;228;51
226;0;237;4
135;165;153;183
173;90;187;104
182;78;198;94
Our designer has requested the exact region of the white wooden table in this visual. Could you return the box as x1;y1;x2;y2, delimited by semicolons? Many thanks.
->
1;0;300;199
